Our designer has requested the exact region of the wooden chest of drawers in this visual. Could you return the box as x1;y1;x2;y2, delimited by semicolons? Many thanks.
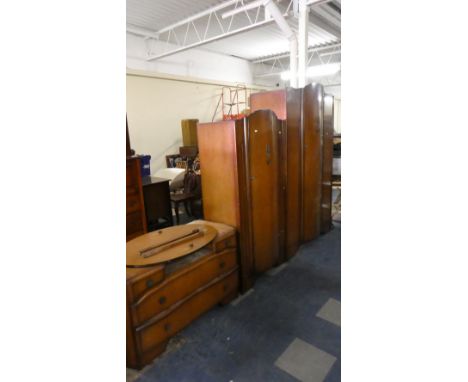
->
126;220;239;369
126;157;147;241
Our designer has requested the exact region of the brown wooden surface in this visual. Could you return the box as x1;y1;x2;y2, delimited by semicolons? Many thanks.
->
246;110;282;272
234;118;255;291
181;119;199;146
285;87;303;258
321;94;334;233
126;223;238;369
131;249;237;326
135;269;238;355
250;90;287;120
126;224;217;267
198;120;240;228
302;83;323;242
142;176;173;230
127;157;147;241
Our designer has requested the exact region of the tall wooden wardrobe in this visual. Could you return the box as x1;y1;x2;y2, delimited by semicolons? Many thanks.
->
250;83;334;242
197;110;285;291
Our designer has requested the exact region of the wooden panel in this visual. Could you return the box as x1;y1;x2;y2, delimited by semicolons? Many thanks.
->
302;83;323;241
250;88;302;259
135;269;238;354
131;249;237;325
278;119;287;264
246;110;281;272
250;90;287;120
198;120;240;228
285;88;303;258
321;94;334;233
181;119;199;146
126;265;165;303
235;118;255;292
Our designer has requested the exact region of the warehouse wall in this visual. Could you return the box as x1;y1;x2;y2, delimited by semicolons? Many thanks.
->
126;70;269;173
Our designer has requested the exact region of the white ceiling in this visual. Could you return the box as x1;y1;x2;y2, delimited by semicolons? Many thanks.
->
127;0;341;61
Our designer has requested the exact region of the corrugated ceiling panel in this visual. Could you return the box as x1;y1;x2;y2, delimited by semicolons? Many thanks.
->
127;0;340;61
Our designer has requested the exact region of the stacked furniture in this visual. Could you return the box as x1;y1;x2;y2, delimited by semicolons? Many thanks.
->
198;83;335;291
126;220;238;369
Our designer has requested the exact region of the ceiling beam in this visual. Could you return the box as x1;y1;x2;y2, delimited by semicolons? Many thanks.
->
252;41;340;63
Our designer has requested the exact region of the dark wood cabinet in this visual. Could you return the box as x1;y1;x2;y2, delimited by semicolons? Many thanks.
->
126;157;147;241
141;176;173;231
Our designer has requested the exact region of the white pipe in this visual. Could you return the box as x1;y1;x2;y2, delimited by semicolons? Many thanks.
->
263;0;295;40
298;0;308;87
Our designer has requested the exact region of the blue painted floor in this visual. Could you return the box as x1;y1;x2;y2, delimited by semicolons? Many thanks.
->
136;224;341;382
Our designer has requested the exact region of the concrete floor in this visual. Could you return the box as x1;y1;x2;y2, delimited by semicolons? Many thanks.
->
129;224;341;382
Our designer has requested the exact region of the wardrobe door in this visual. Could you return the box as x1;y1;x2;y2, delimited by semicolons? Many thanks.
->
285;88;303;258
247;110;282;273
302;83;323;242
321;94;334;233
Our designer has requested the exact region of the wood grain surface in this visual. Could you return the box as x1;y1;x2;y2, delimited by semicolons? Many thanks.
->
126;225;217;267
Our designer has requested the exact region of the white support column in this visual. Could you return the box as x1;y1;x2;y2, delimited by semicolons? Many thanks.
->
263;0;298;87
298;0;309;87
289;36;298;88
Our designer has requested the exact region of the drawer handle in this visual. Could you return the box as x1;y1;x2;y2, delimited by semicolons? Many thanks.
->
164;323;171;332
159;296;167;305
146;279;154;289
219;261;226;269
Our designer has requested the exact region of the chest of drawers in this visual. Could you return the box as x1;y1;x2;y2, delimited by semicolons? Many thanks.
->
126;220;239;369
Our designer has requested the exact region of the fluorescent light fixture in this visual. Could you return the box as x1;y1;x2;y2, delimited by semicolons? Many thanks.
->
280;63;341;81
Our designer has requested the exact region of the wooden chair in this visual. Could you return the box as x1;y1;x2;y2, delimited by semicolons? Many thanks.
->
170;171;202;224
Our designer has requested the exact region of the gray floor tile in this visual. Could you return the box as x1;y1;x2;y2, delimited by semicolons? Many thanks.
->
275;338;336;382
316;298;341;327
